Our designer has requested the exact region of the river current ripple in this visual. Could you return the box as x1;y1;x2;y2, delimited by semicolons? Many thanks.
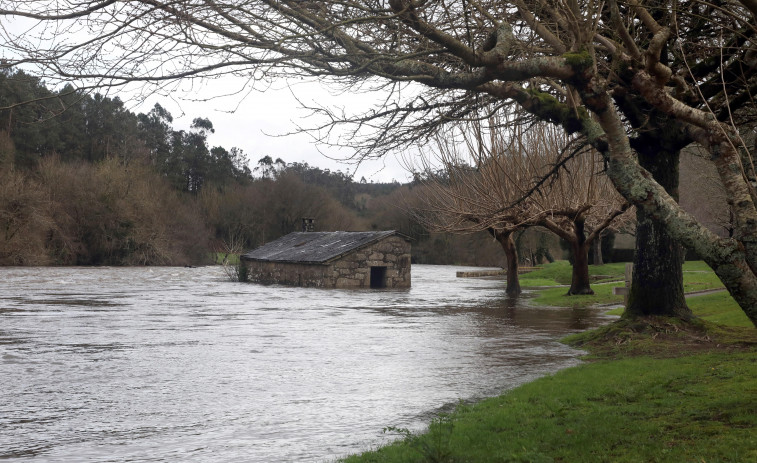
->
0;265;613;462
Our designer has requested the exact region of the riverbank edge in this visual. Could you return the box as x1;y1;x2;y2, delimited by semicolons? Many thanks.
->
339;291;757;462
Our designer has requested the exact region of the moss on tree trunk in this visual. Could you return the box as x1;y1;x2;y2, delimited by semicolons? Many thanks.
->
626;148;692;319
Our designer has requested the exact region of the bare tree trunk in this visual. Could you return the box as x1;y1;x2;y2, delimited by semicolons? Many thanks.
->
540;217;600;295
493;229;521;296
568;220;594;295
592;235;604;265
594;93;757;327
569;240;594;295
627;148;692;319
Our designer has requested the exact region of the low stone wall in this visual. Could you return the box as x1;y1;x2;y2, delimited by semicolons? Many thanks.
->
243;235;411;288
245;260;331;287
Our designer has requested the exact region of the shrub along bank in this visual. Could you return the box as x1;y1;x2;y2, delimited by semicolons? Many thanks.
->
341;262;757;463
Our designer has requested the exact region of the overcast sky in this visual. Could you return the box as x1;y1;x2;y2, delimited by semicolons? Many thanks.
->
132;77;414;183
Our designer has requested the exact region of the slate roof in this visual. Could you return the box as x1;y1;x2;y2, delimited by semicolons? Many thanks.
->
241;231;405;264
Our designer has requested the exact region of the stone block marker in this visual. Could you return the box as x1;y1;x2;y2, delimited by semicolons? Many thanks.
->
612;263;634;306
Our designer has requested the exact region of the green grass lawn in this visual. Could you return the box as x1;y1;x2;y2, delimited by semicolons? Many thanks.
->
682;269;724;293
519;260;628;287
602;290;752;329
531;283;623;307
687;291;753;327
340;260;757;463
342;352;757;463
522;260;726;308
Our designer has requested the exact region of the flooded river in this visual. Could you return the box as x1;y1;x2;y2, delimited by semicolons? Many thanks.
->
0;265;613;462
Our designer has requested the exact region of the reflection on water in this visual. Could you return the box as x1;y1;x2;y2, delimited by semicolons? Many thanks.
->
0;265;614;462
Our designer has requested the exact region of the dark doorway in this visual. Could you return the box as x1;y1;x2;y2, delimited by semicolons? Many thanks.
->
370;266;387;288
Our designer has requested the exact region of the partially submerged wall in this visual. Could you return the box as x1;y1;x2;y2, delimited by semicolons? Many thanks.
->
329;235;411;288
243;235;411;288
245;260;330;287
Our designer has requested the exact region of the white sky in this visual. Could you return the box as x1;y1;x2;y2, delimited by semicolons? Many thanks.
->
131;78;415;183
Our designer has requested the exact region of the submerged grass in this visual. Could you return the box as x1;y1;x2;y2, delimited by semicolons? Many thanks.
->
341;261;757;463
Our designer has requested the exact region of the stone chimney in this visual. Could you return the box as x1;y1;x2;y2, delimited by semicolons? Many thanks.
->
302;218;315;232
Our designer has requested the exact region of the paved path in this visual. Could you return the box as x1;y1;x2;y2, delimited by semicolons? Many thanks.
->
684;288;726;297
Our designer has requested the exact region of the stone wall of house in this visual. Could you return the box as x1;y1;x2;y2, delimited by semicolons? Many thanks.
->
328;235;411;288
244;260;331;287
243;235;411;288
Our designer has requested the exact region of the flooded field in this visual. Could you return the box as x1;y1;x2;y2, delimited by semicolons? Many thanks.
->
0;265;613;462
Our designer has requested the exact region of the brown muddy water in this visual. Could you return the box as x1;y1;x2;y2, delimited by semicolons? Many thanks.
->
0;265;614;462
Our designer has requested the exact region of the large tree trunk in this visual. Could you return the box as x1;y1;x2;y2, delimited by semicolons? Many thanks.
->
568;241;593;295
568;220;594;295
626;147;692;319
589;92;757;325
603;127;757;326
494;230;521;296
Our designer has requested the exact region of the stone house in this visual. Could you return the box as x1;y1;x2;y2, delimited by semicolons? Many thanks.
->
240;230;411;288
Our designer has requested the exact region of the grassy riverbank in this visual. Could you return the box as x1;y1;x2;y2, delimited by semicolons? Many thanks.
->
520;260;728;309
341;261;757;463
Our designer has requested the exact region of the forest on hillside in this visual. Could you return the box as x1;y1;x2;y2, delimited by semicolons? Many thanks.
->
0;69;568;267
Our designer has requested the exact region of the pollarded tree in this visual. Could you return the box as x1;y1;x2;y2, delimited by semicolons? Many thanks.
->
2;1;757;325
523;127;633;295
415;119;631;296
412;152;531;296
412;117;543;296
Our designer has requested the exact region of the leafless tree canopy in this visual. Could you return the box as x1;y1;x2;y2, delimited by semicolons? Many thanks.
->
414;120;630;236
2;0;757;323
414;119;631;294
3;1;751;156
